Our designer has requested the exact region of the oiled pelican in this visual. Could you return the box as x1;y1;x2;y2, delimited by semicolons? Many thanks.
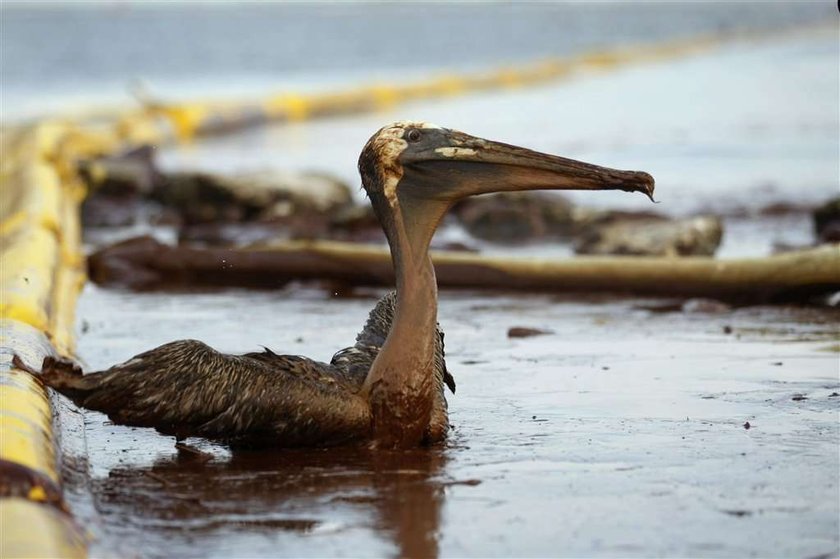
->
15;122;654;449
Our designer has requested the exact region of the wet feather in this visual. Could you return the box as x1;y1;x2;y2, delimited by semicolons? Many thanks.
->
18;291;452;447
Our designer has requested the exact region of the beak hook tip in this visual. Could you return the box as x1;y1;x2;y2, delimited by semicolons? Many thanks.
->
641;174;656;203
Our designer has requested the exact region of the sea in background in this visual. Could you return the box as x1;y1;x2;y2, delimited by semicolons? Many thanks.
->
1;1;834;118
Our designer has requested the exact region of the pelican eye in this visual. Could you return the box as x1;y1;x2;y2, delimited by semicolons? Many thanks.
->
406;129;422;143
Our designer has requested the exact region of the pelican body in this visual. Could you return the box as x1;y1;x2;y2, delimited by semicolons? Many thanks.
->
18;122;654;449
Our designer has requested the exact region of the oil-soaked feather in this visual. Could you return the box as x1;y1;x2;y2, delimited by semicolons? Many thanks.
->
27;291;453;447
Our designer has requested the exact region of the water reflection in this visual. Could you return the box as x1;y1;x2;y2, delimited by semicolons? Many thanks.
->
94;444;448;558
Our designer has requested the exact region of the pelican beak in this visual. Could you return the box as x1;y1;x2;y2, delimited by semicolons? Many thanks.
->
409;129;655;202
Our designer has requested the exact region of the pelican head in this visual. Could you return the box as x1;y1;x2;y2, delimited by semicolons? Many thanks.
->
359;120;654;216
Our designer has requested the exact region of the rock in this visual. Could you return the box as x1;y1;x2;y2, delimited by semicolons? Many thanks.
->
453;192;574;242
813;197;840;243
757;202;814;216
78;145;161;197
79;145;164;227
78;148;356;236
770;197;840;251
507;327;553;338
328;204;385;243
154;169;354;226
327;204;480;248
81;195;145;228
574;215;723;257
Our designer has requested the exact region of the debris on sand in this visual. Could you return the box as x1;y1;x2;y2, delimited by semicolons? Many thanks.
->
328;204;384;243
507;327;553;338
79;145;161;198
681;298;731;314
79;146;360;244
453;192;575;242
813;197;840;243
773;196;840;253
722;509;753;517
156;169;353;225
574;215;723;256
634;298;730;314
79;145;163;227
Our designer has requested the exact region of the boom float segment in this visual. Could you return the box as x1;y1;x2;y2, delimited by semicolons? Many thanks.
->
0;123;87;558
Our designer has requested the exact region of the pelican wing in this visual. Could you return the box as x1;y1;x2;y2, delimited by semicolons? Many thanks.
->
32;340;370;447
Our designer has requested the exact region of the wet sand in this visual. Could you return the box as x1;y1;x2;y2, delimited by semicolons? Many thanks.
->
69;286;839;558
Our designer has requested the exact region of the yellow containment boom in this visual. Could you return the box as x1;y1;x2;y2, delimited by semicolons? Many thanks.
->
0;123;88;558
